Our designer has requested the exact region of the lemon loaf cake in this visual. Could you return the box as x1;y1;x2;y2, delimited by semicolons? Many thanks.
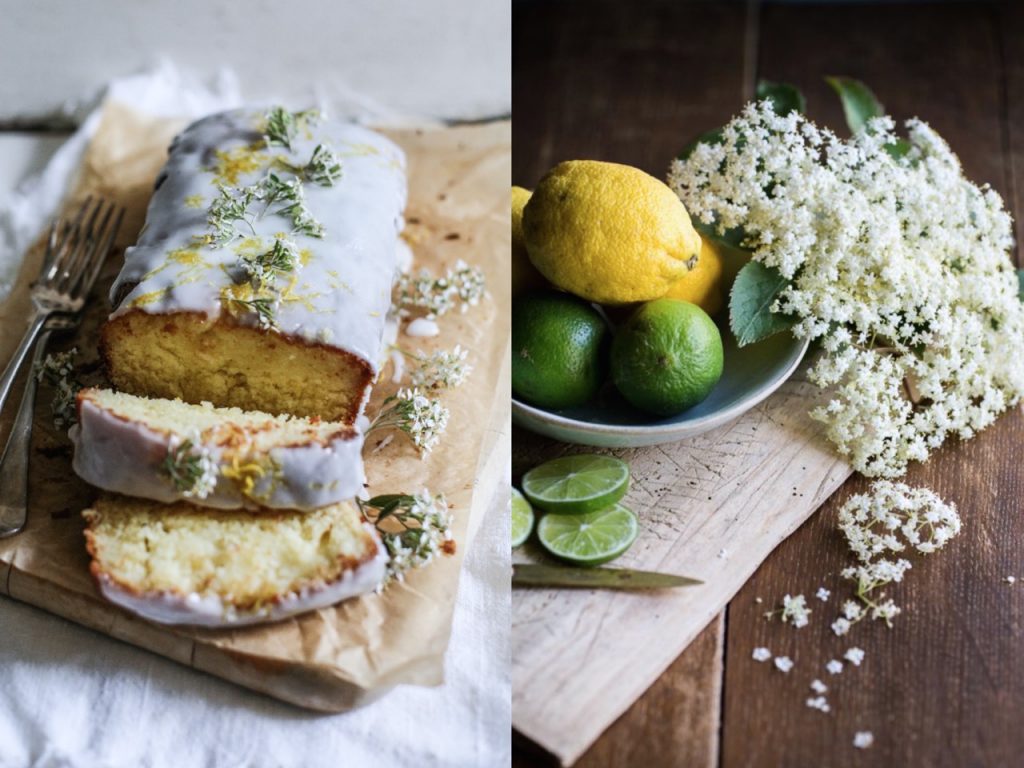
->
83;495;387;626
100;107;407;423
71;388;365;511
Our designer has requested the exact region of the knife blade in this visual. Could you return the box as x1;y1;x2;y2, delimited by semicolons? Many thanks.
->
512;564;703;590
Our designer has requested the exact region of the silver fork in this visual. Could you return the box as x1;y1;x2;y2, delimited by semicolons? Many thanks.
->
0;197;124;537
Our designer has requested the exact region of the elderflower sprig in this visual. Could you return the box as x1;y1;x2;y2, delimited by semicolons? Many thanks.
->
36;348;80;429
669;100;1024;478
393;260;487;319
764;593;812;628
225;295;279;330
162;434;218;499
831;481;960;631
357;490;455;586
304;144;343;186
208;185;258;245
368;387;450;455
394;345;473;389
237;237;298;290
263;106;321;151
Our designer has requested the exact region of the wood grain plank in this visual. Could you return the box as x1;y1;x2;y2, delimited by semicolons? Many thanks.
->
722;4;1022;767
512;2;752;764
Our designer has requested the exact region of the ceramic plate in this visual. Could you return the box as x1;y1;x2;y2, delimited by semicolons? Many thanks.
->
511;328;810;448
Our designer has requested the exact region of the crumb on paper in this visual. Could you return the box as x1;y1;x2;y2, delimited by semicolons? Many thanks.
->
718;548;728;559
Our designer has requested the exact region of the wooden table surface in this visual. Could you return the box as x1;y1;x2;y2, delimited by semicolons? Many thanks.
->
512;1;1024;765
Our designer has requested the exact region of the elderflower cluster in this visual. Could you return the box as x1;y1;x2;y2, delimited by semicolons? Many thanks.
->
36;348;80;429
369;387;450;455
162;432;218;500
394;260;487;318
779;593;812;628
834;481;960;630
410;345;473;389
669;100;1024;477
378;490;453;584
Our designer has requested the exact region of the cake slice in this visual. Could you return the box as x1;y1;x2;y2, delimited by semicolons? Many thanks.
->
100;108;407;422
71;387;364;511
83;495;387;627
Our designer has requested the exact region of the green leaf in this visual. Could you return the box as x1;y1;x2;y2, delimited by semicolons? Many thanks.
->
729;261;797;347
756;80;806;116
825;76;884;135
694;218;748;250
1018;269;1024;301
678;127;724;161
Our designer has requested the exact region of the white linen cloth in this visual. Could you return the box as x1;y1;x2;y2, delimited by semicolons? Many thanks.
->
0;64;511;768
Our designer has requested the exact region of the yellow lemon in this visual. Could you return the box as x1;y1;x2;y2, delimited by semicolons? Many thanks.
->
662;238;724;316
522;160;701;305
512;186;548;295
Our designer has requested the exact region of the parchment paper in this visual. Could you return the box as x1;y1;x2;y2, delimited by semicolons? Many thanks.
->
0;102;511;709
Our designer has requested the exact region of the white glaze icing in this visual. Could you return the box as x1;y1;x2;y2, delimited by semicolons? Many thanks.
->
109;108;407;373
405;317;440;337
71;394;365;511
94;523;388;627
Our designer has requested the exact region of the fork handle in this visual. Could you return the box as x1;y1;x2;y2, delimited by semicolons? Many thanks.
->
0;328;51;537
0;307;47;417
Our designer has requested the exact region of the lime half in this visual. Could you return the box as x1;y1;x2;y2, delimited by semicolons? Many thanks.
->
537;503;639;566
511;488;535;549
521;454;630;514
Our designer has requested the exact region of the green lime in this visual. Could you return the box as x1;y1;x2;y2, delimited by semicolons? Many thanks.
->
511;488;535;548
537;503;639;566
521;454;629;514
610;298;724;416
511;292;608;409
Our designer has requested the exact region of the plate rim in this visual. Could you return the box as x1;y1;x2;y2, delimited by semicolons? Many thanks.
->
511;333;810;437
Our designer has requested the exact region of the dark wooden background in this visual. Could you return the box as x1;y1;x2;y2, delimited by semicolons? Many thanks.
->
512;1;1024;765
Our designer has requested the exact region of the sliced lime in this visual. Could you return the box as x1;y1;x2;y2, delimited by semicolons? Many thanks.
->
537;503;638;566
521;454;630;515
511;488;535;549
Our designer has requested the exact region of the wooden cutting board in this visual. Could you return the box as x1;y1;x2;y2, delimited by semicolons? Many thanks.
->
0;108;511;712
512;363;852;765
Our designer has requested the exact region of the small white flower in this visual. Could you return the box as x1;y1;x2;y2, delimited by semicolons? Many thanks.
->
774;656;794;673
826;660;844;675
781;594;812;629
409;345;472;389
844;647;866;667
752;647;772;662
831;618;851;636
810;679;828;694
806;696;831;713
853;731;875;749
815;587;831;602
1005;576;1017;585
